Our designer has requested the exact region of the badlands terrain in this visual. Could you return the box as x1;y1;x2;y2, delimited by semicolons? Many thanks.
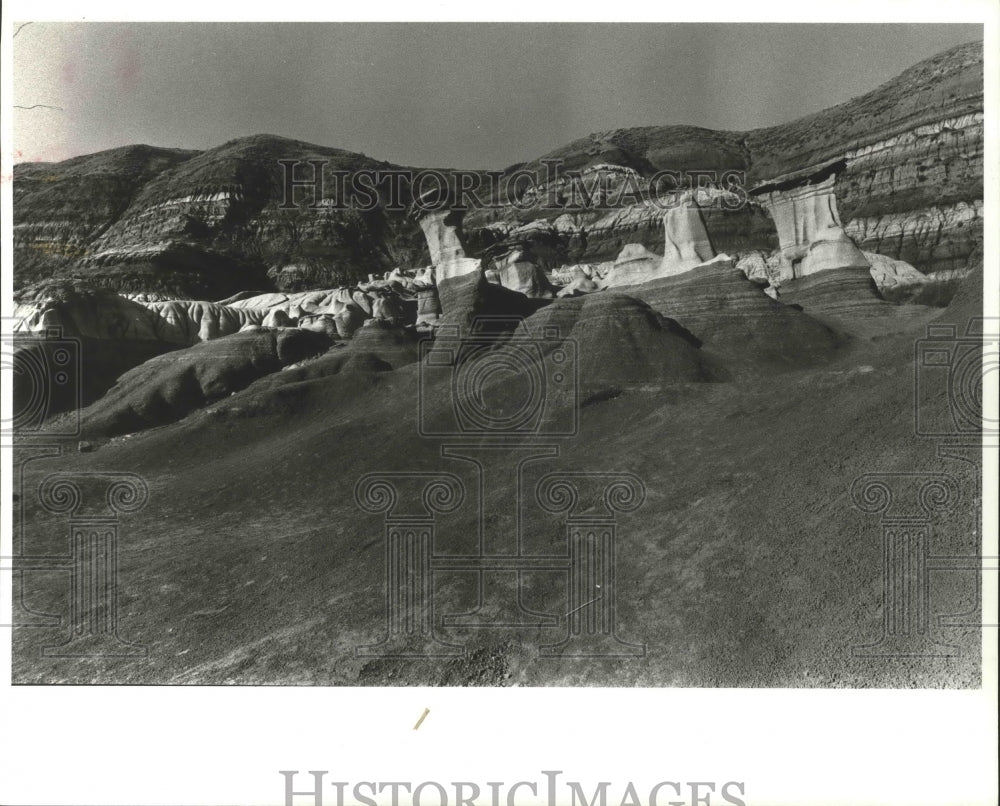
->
9;41;985;686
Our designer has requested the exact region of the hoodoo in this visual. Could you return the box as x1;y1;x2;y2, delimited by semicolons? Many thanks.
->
659;191;718;277
754;168;871;280
414;206;482;283
8;34;986;694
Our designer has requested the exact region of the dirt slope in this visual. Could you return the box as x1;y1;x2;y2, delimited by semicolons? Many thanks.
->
12;273;982;686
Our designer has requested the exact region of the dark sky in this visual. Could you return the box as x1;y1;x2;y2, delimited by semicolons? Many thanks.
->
13;22;983;167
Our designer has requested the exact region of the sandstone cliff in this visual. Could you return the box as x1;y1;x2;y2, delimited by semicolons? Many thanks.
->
746;40;983;282
14;136;429;298
464;41;982;285
13;41;982;301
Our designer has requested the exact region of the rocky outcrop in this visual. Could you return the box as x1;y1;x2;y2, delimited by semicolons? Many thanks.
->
844;200;983;282
75;328;332;438
12;42;983;306
754;172;870;278
15;281;164;342
226;288;374;318
138;300;266;345
550;262;611;285
734;251;776;286
412;199;549;332
415;287;442;327
468;199;774;276
11;275;426;419
620;259;847;369
16;292;275;349
417;208;482;282
12;281;180;410
598;193;720;288
863;252;928;293
599;244;663;288
776;267;931;328
659;192;718;276
13;135;428;298
12;283;284;415
555;266;601;297
487;243;557;298
747;41;983;281
736;246;928;307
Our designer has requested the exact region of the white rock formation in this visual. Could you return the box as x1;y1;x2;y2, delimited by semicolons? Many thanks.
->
417;209;481;282
490;245;556;298
863;251;927;291
757;174;870;277
413;267;435;287
13;294;162;341
225;288;373;319
141;300;266;346
735;251;771;285
659;192;717;276
598;243;664;288
371;294;407;323
552;262;614;286
13;292;266;347
739;247;927;296
556;266;600;297
296;313;341;338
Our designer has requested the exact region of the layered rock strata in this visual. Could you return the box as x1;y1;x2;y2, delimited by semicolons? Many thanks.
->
620;259;847;369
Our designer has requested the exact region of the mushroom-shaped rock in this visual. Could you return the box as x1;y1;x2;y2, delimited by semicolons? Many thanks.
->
755;172;870;278
410;187;482;282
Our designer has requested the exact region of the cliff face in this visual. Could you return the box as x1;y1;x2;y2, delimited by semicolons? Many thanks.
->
755;173;871;279
462;127;772;268
461;42;982;284
747;40;983;281
13;41;983;298
14;136;430;299
13;145;198;286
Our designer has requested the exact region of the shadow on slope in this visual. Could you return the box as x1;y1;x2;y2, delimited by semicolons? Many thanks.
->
12;260;985;686
620;260;848;371
73;328;331;438
778;267;937;339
